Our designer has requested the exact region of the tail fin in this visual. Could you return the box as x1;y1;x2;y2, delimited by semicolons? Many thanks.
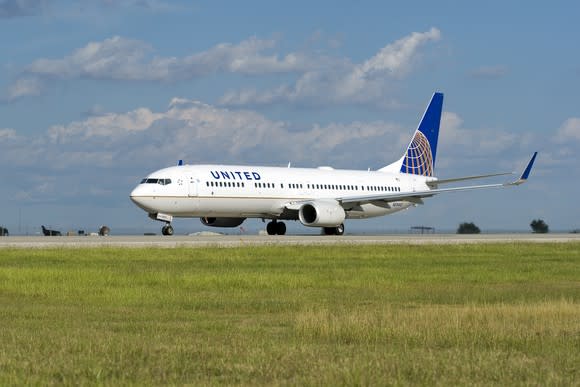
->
380;92;443;176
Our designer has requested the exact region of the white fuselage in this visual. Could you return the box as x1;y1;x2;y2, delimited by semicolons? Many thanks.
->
130;164;430;220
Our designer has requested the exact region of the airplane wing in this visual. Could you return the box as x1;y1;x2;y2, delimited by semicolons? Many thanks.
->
426;172;513;188
339;152;538;208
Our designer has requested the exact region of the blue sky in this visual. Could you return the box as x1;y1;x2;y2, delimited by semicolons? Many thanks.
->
1;0;579;235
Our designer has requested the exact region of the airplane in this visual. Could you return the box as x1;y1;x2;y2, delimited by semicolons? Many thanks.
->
130;92;537;236
41;225;62;236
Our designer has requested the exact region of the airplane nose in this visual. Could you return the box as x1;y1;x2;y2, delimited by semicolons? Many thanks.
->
130;185;146;207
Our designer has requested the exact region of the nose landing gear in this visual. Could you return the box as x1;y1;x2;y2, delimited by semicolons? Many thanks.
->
149;213;174;236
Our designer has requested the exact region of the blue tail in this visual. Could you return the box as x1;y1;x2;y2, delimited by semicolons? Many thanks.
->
399;92;443;177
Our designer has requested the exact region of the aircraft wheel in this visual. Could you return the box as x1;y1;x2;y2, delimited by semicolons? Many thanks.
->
276;222;286;235
162;225;174;236
323;227;335;235
323;225;344;235
266;221;277;235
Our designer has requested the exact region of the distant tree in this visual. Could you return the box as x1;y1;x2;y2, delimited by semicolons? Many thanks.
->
457;222;481;234
530;219;549;233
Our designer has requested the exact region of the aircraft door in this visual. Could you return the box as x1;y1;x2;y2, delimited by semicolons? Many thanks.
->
188;177;198;197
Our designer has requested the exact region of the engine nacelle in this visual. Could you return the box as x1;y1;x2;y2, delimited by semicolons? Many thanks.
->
200;217;246;228
298;201;345;227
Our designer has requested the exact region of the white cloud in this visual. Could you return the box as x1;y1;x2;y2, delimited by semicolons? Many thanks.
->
27;36;158;81
0;128;17;140
0;98;407;175
358;27;441;78
47;107;162;144
17;35;316;87
1;95;550;185
8;30;439;108
436;111;532;172
219;28;441;107
555;118;580;142
2;96;537;179
440;111;518;153
6;77;42;100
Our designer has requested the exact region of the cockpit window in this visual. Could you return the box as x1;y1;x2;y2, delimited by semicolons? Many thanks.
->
140;178;172;185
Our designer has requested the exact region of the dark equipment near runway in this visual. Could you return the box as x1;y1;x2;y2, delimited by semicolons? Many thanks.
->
0;226;8;236
410;226;435;234
41;225;61;236
99;226;110;236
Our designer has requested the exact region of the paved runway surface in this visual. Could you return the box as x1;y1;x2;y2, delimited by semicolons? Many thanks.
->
1;233;579;248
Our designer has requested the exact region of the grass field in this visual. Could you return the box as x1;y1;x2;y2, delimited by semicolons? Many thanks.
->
0;243;579;385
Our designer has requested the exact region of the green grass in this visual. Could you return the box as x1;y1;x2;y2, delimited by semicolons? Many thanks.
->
0;243;579;385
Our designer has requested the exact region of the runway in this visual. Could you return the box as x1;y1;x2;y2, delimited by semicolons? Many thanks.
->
1;233;579;248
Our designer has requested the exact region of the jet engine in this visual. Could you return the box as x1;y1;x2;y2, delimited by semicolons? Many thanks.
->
298;201;345;227
200;217;246;228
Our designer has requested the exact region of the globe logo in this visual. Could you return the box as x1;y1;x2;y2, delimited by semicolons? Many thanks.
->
401;131;433;176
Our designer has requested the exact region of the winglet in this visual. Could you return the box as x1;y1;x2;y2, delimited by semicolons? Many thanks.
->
510;152;538;185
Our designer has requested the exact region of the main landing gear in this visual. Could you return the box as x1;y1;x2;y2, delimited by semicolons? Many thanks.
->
266;220;286;235
323;223;345;236
161;223;174;236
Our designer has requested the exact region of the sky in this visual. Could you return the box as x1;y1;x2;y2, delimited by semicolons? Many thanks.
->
1;0;579;235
